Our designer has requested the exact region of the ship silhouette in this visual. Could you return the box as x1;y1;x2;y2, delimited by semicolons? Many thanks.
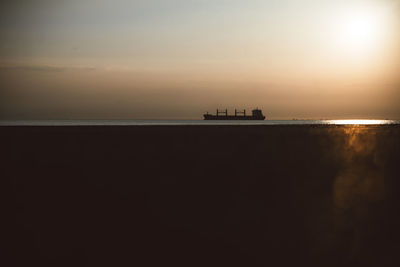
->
204;109;266;120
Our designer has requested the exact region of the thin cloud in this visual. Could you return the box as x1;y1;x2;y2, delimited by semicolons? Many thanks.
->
0;65;96;72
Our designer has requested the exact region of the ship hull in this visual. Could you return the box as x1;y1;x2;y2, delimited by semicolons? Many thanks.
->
204;115;265;120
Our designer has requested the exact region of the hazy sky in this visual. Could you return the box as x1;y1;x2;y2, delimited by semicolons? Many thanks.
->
1;0;399;119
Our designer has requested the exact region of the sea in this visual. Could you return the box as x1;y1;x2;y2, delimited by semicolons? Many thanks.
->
0;119;399;126
4;117;400;266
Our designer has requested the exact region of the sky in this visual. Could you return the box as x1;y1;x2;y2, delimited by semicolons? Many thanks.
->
1;0;399;119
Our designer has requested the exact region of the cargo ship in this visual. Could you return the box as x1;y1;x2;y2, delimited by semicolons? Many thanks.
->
203;109;266;120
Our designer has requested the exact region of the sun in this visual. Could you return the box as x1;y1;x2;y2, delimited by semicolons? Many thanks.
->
334;8;385;52
344;15;377;45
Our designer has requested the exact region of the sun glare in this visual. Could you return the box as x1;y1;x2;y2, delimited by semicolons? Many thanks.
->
345;15;377;45
334;8;386;52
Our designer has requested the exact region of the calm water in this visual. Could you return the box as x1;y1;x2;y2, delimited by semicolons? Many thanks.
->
1;119;399;126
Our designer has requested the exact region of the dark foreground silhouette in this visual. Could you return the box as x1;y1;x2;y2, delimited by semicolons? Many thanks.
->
3;125;400;266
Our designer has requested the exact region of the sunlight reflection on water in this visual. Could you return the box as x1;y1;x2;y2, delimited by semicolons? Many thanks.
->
318;125;389;260
326;119;394;125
